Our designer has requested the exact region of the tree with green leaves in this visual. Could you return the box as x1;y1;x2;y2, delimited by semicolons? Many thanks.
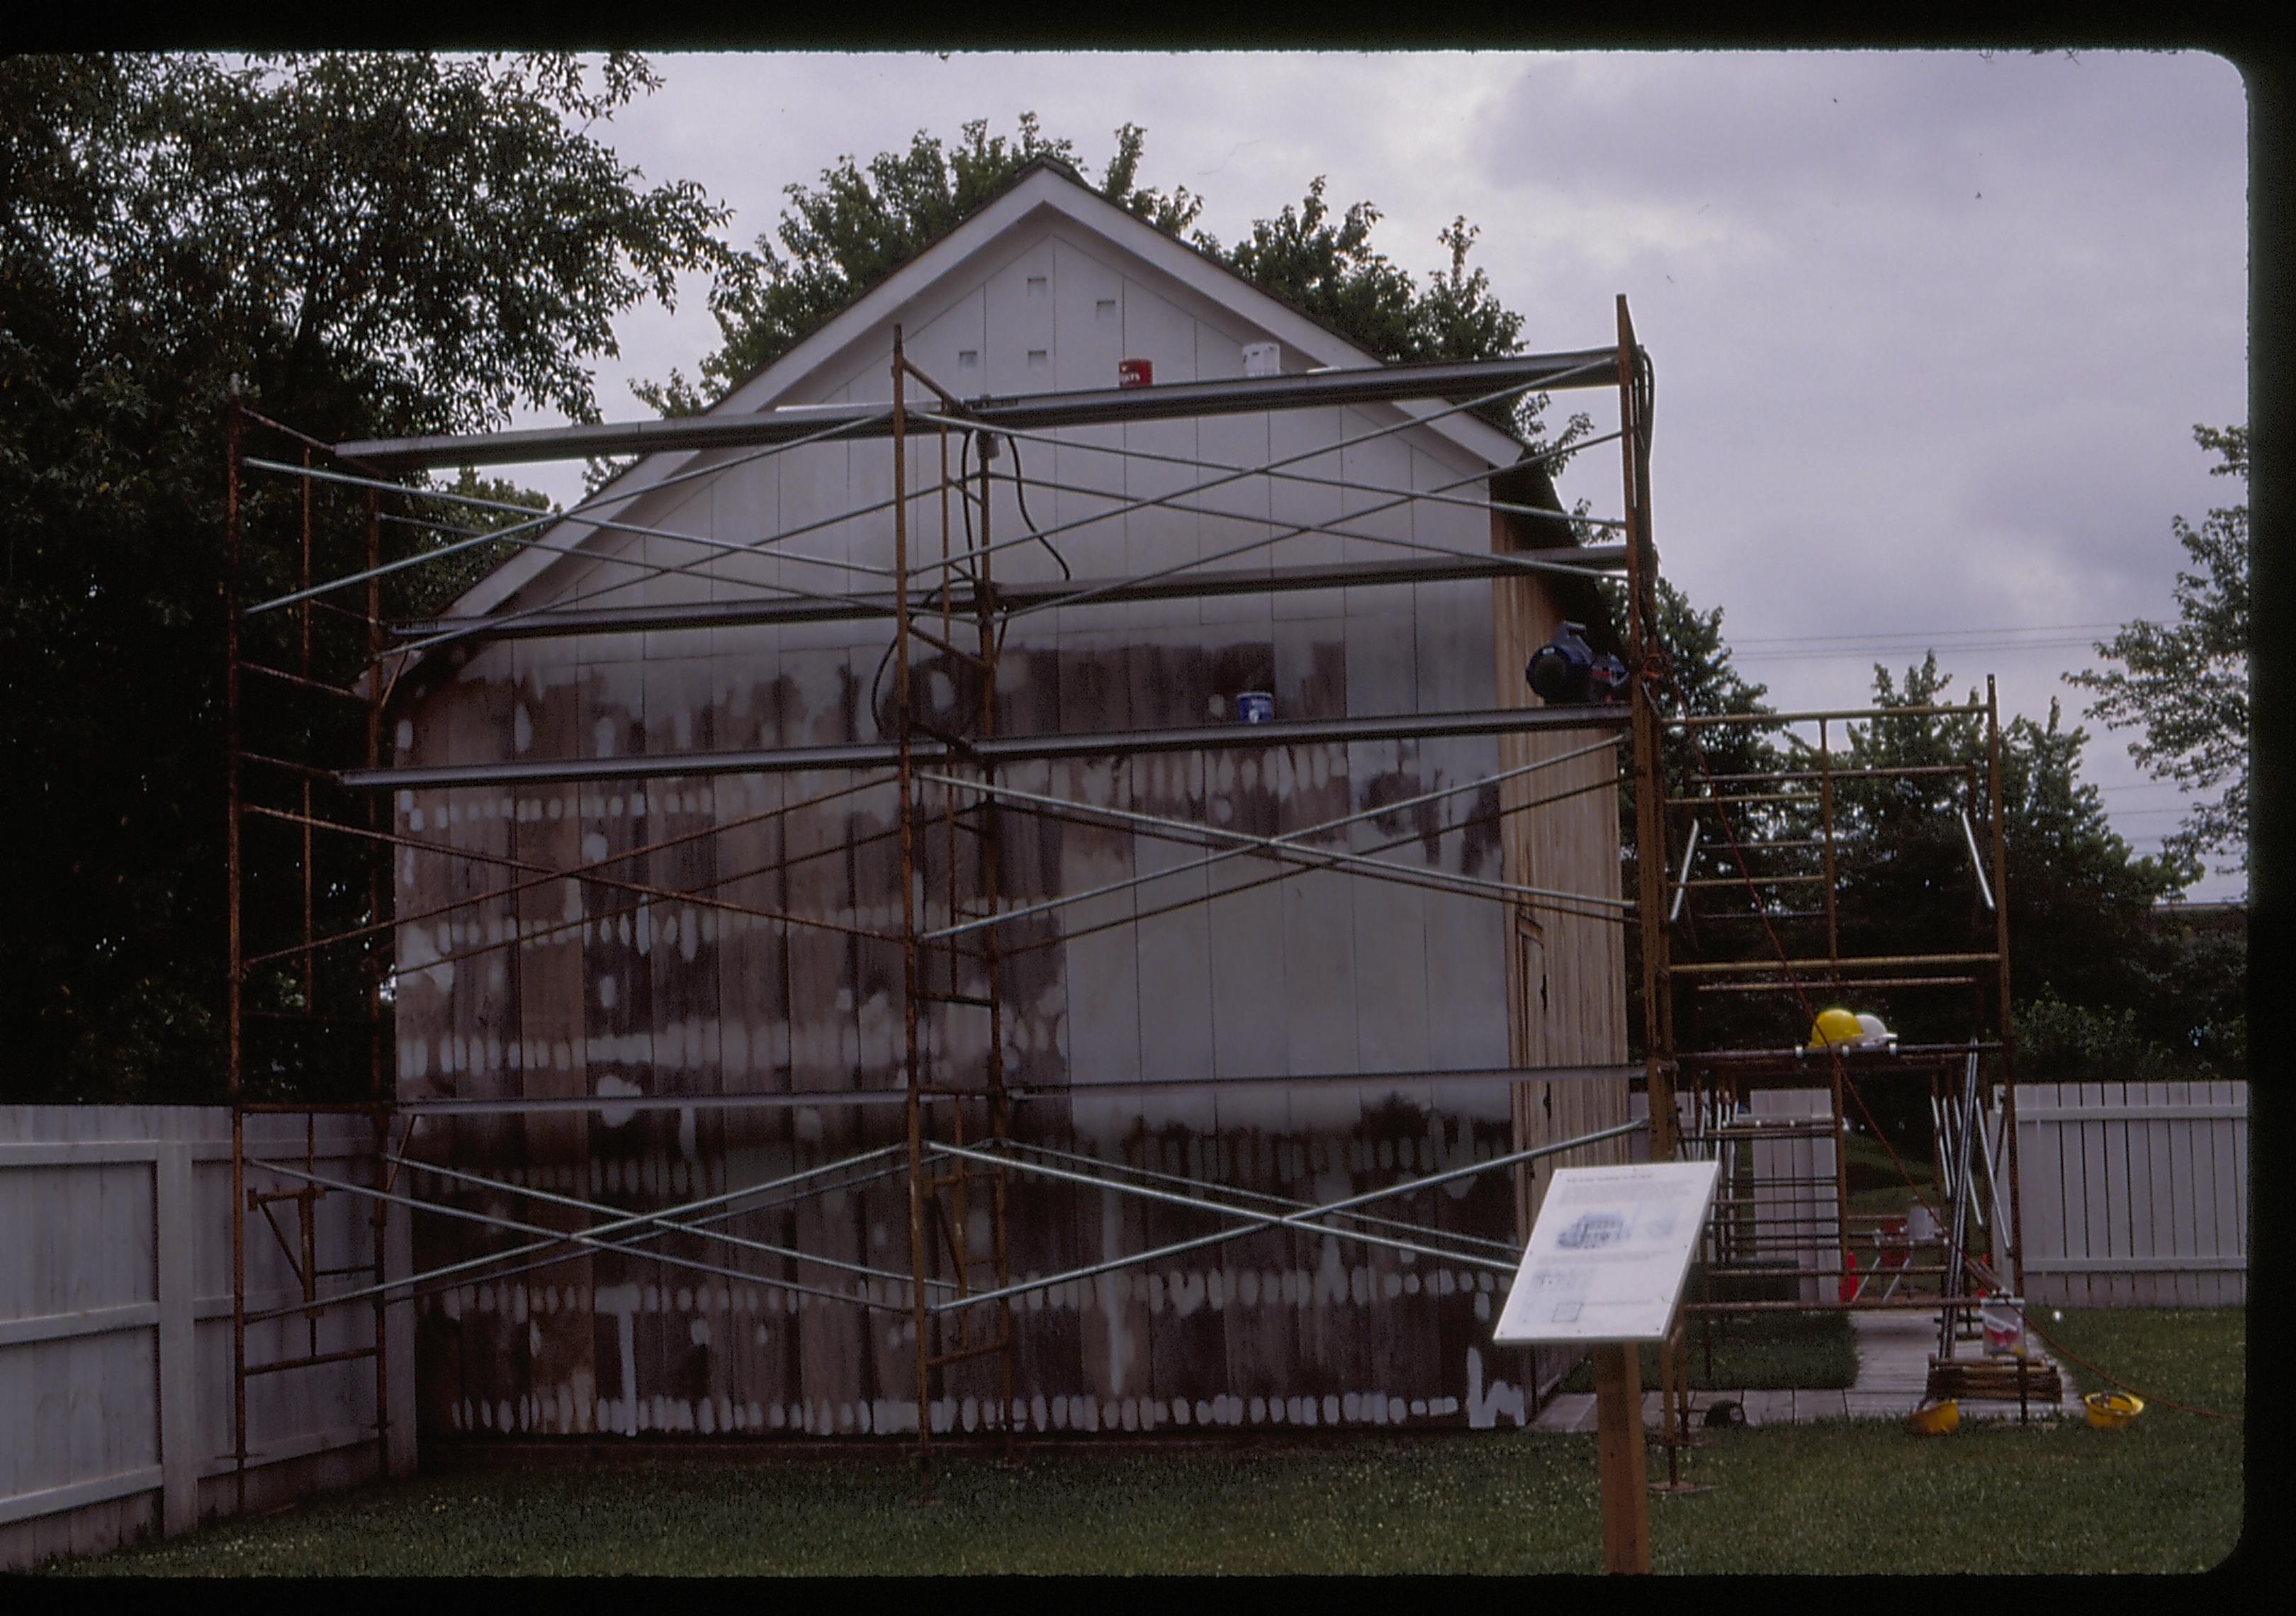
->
1821;656;2227;1140
2066;423;2248;887
1634;576;1787;807
635;116;1197;416
1833;657;2185;1037
1612;578;1789;1057
1;52;733;1102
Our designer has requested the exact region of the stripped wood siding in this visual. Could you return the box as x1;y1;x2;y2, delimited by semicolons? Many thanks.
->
388;213;1613;1439
393;612;1559;1435
1489;507;1632;1273
2015;1080;2247;1306
510;638;595;1435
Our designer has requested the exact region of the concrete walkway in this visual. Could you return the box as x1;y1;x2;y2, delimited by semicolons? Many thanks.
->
1528;1311;2083;1432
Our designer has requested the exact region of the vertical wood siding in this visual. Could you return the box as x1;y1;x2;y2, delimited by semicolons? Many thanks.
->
388;220;1621;1437
1487;504;1633;1353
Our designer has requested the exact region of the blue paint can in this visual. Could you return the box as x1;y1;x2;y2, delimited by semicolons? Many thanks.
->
1235;691;1276;724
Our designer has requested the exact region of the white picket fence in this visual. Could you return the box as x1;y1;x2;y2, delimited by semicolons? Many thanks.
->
1642;1088;1840;1303
2013;1080;2247;1306
1661;1079;2246;1311
1743;1090;1840;1303
0;1107;415;1572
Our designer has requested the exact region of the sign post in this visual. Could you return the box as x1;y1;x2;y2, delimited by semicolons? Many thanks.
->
1494;1158;1722;1575
1591;1341;1649;1572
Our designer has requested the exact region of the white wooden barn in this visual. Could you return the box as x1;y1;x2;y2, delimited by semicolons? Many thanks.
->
383;156;1633;1442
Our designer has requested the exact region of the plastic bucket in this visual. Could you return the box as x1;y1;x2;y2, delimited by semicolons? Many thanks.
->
1981;1295;2027;1358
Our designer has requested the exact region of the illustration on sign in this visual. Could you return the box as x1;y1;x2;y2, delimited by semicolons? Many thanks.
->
1491;1160;1722;1346
1557;1211;1626;1250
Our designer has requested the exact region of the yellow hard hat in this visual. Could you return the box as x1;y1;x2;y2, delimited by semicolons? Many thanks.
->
1908;1399;1960;1436
1806;1008;1864;1050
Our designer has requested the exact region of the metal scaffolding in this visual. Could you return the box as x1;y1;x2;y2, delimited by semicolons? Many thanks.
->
222;395;397;1510
220;294;2016;1491
1656;692;2026;1401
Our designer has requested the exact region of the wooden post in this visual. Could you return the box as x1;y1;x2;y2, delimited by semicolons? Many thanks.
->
154;1142;198;1534
1649;1313;1709;1494
1986;677;2024;1297
1657;1316;1678;1466
892;327;934;1498
1672;1315;1694;1444
1593;1342;1652;1574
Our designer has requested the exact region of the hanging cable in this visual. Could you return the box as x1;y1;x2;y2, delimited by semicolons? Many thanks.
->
870;425;1019;741
1000;432;1071;583
1634;348;1655;454
1996;1298;2239;1420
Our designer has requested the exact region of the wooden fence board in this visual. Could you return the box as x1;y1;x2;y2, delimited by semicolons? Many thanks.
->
2013;1082;2245;1307
1;1109;403;1570
2208;1082;2243;1308
2139;1087;2173;1306
2080;1082;2108;1307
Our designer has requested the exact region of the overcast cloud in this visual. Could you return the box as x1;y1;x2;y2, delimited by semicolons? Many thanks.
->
510;50;2249;894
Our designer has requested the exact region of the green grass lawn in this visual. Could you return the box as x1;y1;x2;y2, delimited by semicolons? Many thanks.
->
53;1308;2243;1576
1842;1127;1941;1218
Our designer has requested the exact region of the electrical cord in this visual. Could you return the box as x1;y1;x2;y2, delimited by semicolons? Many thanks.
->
985;431;1068;662
1634;348;1655;454
866;427;978;741
1001;432;1071;583
869;427;1067;737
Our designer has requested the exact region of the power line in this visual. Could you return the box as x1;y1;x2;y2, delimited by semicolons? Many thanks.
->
1732;635;2122;659
1718;620;2149;667
1728;622;2126;648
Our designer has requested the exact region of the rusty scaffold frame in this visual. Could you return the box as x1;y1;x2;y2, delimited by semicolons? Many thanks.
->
1653;687;2027;1410
222;387;400;1510
220;298;1779;1494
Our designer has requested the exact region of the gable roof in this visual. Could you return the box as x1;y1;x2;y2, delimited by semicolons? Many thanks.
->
444;159;1543;623
999;153;1494;387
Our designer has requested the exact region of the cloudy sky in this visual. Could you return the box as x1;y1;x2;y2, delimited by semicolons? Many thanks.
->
515;49;2250;897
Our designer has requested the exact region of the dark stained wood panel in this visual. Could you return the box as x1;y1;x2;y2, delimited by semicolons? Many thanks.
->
388;452;1623;1444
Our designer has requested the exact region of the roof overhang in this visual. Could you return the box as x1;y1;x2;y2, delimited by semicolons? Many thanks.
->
338;349;1621;472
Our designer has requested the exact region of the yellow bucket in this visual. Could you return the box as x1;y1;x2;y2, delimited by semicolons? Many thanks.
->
1908;1399;1959;1435
2084;1391;2144;1430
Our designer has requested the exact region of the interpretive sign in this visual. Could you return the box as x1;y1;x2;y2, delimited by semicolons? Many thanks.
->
1492;1160;1722;1346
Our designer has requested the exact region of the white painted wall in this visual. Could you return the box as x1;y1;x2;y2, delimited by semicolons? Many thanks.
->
430;213;1519;1136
